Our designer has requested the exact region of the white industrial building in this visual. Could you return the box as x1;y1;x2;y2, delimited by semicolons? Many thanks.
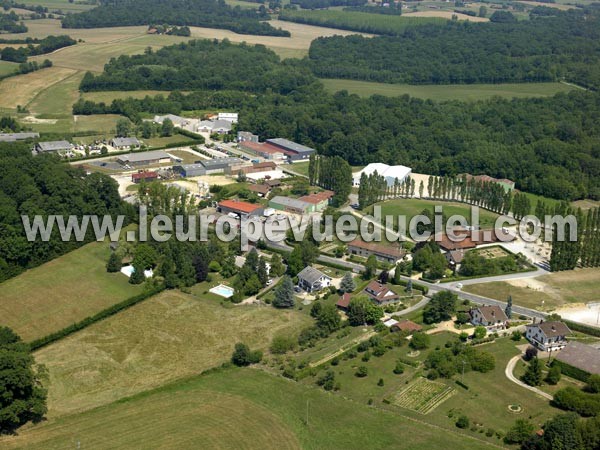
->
352;163;412;187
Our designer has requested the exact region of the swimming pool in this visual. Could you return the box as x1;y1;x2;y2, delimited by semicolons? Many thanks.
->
209;284;235;298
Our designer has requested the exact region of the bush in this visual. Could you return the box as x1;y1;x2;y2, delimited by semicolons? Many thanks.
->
355;366;368;377
511;330;522;341
231;343;262;366
409;332;430;350
393;361;404;374
377;378;384;386
270;334;297;354
545;365;561;385
456;415;470;429
586;374;600;393
317;370;336;391
524;346;538;361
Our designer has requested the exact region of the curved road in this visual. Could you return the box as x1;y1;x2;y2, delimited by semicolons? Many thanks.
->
505;355;553;401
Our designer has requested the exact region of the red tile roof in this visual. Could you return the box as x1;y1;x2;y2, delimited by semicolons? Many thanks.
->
248;184;271;195
349;239;405;259
392;319;423;333
336;293;352;309
219;199;262;214
240;141;286;155
364;280;399;304
299;190;335;204
131;171;158;181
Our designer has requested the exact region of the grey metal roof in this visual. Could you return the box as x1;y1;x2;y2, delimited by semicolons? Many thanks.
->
269;196;311;210
298;266;329;285
198;119;232;131
119;150;171;163
112;137;140;147
36;140;73;152
200;157;242;168
266;138;315;154
0;132;39;142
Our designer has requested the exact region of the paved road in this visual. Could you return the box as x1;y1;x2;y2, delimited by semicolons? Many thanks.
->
394;296;431;317
505;355;553;401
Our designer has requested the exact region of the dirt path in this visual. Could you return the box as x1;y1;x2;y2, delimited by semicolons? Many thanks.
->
505;355;553;401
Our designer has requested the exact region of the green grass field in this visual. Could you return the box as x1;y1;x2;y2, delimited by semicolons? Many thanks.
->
0;368;498;449
368;198;500;230
464;267;600;311
32;289;313;417
82;90;177;104
321;79;576;101
0;60;17;77
0;242;144;342
279;9;445;35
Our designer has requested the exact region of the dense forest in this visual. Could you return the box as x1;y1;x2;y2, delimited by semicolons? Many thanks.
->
79;39;313;93
0;143;133;282
0;11;26;33
60;0;290;36
308;11;600;88
0;35;76;63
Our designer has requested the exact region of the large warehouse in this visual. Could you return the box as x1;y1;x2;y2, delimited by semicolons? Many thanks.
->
352;163;412;187
265;138;316;162
118;150;172;167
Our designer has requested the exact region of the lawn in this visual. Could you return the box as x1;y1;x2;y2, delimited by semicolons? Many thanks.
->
320;79;576;101
0;368;498;450
463;267;600;311
28;70;84;117
367;198;500;230
0;242;144;342
32;289;313;417
82;90;177;104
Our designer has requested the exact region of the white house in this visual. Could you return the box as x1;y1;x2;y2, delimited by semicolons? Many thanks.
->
297;266;331;293
525;321;571;351
469;305;508;331
352;163;412;187
218;112;238;123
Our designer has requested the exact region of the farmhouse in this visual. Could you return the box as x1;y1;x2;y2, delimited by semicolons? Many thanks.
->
298;191;334;212
265;138;316;162
153;114;190;128
131;170;159;183
111;137;141;150
336;292;352;310
237;131;259;143
217;199;263;218
554;341;600;377
297;266;332;293
227;161;277;176
435;228;515;251
118;150;172;167
525;321;571;351
238;141;286;161
469;305;508;331
0;132;39;142
247;184;271;197
352;163;412;187
348;239;405;264
391;319;423;334
269;196;313;215
197;119;232;134
34;140;73;154
363;280;399;305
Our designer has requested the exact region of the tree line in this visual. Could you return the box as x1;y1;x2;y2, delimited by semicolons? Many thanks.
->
307;154;352;206
307;10;600;88
60;0;291;36
0;35;76;63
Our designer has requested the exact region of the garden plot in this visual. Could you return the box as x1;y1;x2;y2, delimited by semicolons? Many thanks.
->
392;377;456;414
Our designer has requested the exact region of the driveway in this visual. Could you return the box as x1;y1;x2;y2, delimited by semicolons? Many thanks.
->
505;355;553;401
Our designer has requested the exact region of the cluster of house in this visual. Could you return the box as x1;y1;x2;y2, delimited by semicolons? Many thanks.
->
153;112;238;135
237;136;315;163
